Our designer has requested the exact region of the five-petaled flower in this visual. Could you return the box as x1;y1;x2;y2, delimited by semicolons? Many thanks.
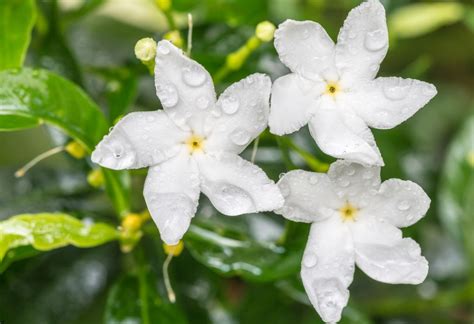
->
277;161;430;323
92;40;284;244
269;0;437;166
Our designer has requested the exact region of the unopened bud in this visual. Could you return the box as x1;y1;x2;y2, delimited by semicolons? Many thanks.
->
255;21;276;42
65;141;87;159
164;30;183;48
134;38;157;62
122;213;143;232
156;0;171;11
87;168;104;188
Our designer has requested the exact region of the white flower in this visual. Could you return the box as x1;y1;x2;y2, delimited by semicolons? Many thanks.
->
92;40;284;245
277;161;430;323
269;0;437;166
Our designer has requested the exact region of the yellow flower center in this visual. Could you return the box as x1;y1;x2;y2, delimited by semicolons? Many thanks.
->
339;202;358;222
325;82;340;97
186;134;205;153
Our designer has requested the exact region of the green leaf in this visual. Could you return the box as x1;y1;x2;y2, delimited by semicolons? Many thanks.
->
438;114;474;270
105;271;188;324
0;213;119;262
389;3;465;39
0;68;131;215
0;68;108;149
0;0;36;70
185;218;308;282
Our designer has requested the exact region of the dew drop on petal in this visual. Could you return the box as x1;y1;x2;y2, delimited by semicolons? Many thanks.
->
157;42;170;55
309;175;319;185
398;200;411;211
196;96;210;110
364;29;387;52
182;66;206;87
229;128;251;146
221;96;240;115
303;253;318;268
156;83;178;107
383;81;410;101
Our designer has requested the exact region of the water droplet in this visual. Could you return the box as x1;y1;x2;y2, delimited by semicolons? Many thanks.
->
279;182;290;197
196;96;210;110
364;29;387;52
303;253;318;268
383;81;410;100
309;175;319;185
362;170;373;179
207;182;255;214
338;178;350;187
229;128;250;146
398;200;411;211
346;166;355;176
182;65;206;87
157;42;170;55
156;83;178;107
221;96;240;115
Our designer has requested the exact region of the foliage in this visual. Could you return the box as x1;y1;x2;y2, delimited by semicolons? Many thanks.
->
0;0;473;323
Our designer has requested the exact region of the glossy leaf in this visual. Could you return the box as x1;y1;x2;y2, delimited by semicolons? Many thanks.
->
185;219;308;282
0;0;36;69
105;272;188;324
438;114;474;268
0;213;119;262
0;68;131;214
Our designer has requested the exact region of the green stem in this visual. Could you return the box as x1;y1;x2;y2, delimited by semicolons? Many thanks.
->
360;280;474;316
163;10;176;30
276;136;296;170
283;137;329;172
136;248;150;324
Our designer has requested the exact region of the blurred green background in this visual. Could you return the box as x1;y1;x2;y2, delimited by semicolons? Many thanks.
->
0;0;473;323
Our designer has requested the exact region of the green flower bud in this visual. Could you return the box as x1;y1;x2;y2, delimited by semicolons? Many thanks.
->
134;37;157;62
255;21;276;42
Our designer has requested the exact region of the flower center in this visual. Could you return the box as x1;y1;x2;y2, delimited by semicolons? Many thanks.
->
325;82;340;97
185;134;205;154
339;202;358;222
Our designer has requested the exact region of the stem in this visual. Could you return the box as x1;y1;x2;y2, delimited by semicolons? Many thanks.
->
162;253;176;303
136;248;151;324
186;13;193;57
250;136;260;163
276;137;296;170
283;137;329;172
163;10;176;30
15;145;65;177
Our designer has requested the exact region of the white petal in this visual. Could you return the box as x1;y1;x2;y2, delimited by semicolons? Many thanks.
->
301;219;355;323
269;73;325;136
154;40;217;132
335;0;388;84
196;152;283;216
327;160;381;206
92;111;186;170
308;108;384;166
144;152;200;244
276;170;342;223
349;77;437;129
205;74;271;154
365;179;430;227
274;20;335;81
352;218;429;284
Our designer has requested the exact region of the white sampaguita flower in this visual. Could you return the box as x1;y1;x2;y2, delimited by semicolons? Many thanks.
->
277;161;430;323
92;40;284;245
269;0;437;166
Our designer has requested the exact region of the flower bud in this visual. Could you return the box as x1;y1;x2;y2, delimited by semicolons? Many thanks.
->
122;213;143;232
65;141;87;159
156;0;171;11
255;21;276;42
163;240;184;256
164;30;183;48
87;168;104;188
134;37;157;62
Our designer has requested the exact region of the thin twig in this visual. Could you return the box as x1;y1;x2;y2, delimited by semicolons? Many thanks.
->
15;146;65;177
251;136;260;163
162;253;176;303
187;13;193;57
